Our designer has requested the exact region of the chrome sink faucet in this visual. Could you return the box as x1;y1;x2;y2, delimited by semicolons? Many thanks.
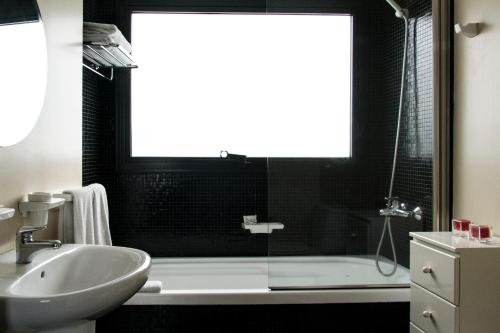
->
379;197;422;221
16;226;62;264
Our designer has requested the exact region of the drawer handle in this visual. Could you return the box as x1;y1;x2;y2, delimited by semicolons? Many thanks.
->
422;310;433;318
422;266;432;274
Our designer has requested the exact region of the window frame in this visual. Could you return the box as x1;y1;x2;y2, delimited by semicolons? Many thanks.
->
115;0;360;173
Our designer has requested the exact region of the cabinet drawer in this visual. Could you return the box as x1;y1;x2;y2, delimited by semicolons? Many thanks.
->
411;283;458;333
410;323;425;333
410;240;459;304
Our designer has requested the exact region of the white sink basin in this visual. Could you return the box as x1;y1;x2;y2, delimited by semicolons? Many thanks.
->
0;244;150;332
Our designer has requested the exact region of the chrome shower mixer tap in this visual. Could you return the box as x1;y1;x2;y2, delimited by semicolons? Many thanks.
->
379;197;422;221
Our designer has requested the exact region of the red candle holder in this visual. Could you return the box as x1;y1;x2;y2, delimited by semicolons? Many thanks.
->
469;224;492;243
452;218;471;237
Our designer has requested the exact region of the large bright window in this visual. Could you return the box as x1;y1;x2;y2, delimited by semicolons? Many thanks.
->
131;13;352;158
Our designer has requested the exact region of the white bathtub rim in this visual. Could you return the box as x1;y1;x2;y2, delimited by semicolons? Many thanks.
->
131;255;411;305
126;287;410;305
148;255;409;291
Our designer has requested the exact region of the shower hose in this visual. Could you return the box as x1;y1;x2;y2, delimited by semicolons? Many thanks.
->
375;15;409;277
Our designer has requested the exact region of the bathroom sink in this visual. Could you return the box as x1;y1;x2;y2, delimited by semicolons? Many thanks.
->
0;244;150;332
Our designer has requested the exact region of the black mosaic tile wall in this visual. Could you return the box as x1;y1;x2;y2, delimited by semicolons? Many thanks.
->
82;0;433;265
82;69;115;186
82;0;115;187
80;0;433;331
108;170;269;257
266;4;388;257
82;68;101;186
83;0;270;255
375;0;434;267
266;0;433;268
97;303;410;333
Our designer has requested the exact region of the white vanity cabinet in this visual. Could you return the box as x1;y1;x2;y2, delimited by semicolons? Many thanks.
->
409;232;500;333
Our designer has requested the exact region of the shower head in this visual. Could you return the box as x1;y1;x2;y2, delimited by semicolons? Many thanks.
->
385;0;409;19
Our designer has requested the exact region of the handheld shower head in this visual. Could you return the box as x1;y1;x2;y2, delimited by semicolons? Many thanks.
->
385;0;409;19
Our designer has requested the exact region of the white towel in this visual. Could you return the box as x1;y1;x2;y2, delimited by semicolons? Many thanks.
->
64;187;93;244
83;22;132;53
84;22;118;34
139;281;163;293
58;198;75;243
89;184;112;245
63;184;112;245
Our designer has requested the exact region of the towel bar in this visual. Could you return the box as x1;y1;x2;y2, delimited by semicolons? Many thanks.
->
82;42;137;81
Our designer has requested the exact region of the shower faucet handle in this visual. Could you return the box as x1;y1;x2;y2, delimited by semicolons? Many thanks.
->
384;197;400;207
380;196;423;222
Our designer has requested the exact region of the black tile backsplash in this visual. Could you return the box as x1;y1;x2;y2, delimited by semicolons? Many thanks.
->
83;0;433;266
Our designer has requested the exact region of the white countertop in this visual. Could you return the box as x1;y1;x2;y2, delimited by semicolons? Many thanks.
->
410;231;500;253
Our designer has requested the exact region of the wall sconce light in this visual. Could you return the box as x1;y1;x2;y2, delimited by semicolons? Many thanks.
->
455;23;479;38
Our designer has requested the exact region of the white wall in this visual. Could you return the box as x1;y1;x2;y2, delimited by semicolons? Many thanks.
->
0;0;82;253
454;0;500;232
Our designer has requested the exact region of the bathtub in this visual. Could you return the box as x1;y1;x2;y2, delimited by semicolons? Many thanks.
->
127;255;410;305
